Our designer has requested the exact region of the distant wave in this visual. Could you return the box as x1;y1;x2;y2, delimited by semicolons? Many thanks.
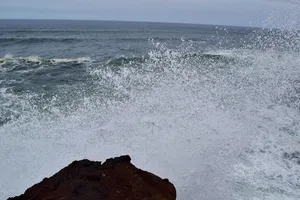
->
0;52;238;68
0;38;81;45
0;37;209;45
104;56;148;66
0;29;145;34
0;55;92;65
103;52;238;67
116;37;208;42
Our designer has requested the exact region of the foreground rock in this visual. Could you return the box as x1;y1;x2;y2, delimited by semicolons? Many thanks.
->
8;155;176;200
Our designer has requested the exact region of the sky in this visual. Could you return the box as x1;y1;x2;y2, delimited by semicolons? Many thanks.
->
0;0;299;27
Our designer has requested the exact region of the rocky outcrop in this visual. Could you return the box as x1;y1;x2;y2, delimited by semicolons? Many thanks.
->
8;155;176;200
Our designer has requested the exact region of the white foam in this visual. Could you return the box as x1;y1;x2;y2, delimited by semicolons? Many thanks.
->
50;57;92;64
1;43;300;200
0;55;92;64
26;56;42;63
1;8;300;199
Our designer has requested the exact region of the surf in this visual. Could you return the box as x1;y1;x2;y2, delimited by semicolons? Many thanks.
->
1;13;300;200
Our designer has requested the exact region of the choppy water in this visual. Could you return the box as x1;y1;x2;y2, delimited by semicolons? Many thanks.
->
0;19;300;200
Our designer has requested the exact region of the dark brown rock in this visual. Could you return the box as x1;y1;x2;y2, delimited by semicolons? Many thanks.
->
8;155;176;200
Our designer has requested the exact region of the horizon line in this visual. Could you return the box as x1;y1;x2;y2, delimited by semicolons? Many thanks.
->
0;18;262;29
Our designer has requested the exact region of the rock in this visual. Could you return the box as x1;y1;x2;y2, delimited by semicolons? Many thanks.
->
8;155;176;200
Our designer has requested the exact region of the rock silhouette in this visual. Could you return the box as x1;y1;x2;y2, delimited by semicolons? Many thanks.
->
8;155;176;200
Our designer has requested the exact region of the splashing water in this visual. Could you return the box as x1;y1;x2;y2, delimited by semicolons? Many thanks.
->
1;9;300;200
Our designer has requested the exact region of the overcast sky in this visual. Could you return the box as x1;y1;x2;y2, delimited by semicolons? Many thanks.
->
0;0;299;27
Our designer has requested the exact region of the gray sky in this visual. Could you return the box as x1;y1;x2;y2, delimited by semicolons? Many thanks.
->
0;0;299;27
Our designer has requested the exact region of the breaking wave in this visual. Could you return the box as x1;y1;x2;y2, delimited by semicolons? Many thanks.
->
0;55;92;65
1;15;300;200
1;39;300;200
0;53;238;71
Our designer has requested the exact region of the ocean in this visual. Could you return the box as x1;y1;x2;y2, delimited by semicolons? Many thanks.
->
0;19;300;200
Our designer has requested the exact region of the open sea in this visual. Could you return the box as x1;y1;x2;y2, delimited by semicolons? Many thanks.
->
0;19;300;200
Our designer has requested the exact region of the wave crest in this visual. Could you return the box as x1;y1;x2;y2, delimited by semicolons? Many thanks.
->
0;55;92;65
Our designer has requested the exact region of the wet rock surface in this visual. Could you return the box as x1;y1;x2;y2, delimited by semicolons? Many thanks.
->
8;155;176;200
